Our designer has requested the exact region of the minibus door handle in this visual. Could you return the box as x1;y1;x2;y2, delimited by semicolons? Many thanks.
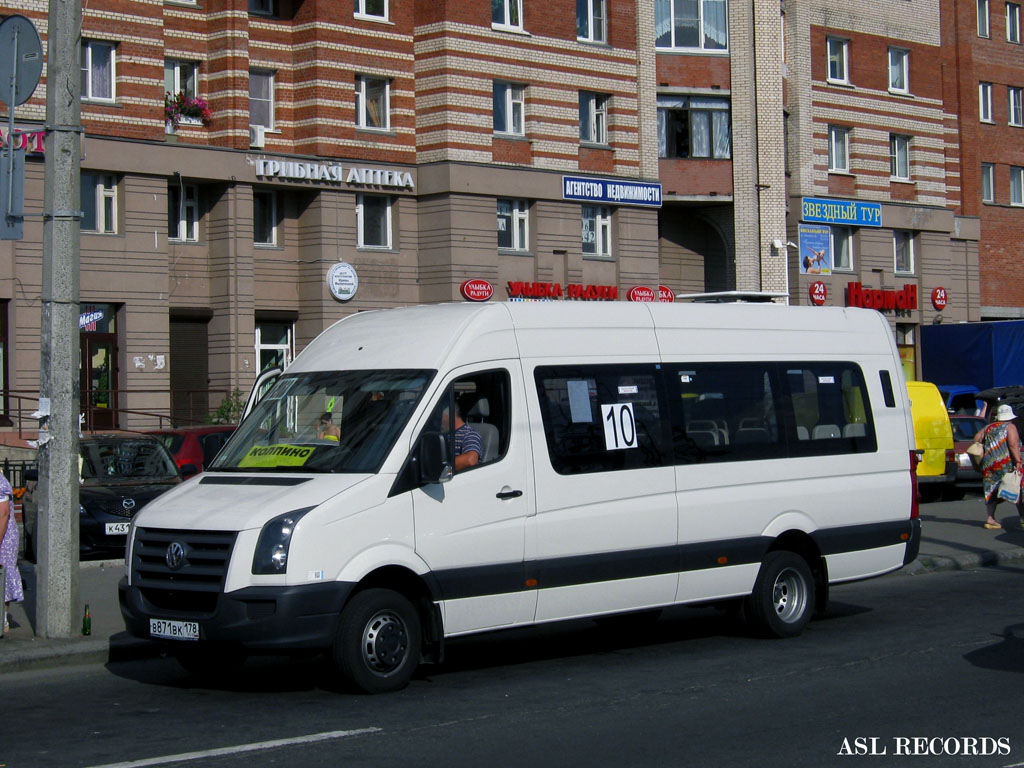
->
496;488;523;500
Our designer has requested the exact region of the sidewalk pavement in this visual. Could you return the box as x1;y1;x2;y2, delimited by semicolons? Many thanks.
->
3;492;1024;675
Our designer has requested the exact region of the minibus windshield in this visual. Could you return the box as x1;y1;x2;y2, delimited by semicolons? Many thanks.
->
211;369;434;473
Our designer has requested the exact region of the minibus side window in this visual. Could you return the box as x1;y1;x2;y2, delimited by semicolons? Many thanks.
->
669;363;785;465
784;362;877;457
535;364;670;475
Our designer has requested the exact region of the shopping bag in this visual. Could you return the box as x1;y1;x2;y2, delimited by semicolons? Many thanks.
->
997;471;1021;503
966;441;984;470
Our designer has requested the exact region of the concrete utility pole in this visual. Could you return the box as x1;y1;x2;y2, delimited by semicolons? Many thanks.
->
37;0;82;638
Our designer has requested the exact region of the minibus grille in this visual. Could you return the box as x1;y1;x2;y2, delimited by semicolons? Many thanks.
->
132;527;237;614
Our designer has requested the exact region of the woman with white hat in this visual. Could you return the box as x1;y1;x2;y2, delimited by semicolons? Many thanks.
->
973;403;1023;530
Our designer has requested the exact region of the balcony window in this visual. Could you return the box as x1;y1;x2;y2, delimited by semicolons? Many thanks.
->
655;0;728;51
657;95;731;159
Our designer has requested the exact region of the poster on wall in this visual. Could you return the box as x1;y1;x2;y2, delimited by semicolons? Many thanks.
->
798;224;831;275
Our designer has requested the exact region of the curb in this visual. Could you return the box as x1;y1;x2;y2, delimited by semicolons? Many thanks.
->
900;547;1024;576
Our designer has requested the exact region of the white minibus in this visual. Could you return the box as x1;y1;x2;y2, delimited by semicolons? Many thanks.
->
119;302;921;693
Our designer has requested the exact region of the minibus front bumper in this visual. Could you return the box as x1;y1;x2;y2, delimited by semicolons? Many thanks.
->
119;577;357;651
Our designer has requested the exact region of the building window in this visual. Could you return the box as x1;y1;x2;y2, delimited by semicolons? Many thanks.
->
579;91;609;145
497;199;529;251
577;0;606;43
355;0;388;20
357;194;392;249
255;321;293;373
831;226;854;271
81;41;115;102
81;173;117;234
250;70;275;129
655;0;728;51
582;205;612;258
979;0;990;36
1012;166;1024;205
827;37;849;84
657;95;731;158
249;0;274;15
982;163;994;202
1010;86;1023;126
1008;2;1021;42
253;189;278;245
356;75;390;130
168;182;199;242
164;60;197;100
893;230;915;274
890;134;910;180
492;0;523;31
493;82;525;135
888;48;909;93
828;125;849;172
980;82;993;122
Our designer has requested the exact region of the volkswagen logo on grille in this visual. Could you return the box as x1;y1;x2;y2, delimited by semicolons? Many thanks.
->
122;498;137;513
166;541;187;570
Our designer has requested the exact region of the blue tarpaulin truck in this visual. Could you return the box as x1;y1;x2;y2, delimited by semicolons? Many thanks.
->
921;321;1024;401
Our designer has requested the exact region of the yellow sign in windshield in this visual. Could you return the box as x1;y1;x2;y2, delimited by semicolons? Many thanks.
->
238;444;315;468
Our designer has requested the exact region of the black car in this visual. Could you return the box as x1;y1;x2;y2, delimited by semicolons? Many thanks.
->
22;434;182;560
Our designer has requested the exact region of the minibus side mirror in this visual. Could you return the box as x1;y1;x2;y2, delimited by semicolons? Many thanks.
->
419;431;452;484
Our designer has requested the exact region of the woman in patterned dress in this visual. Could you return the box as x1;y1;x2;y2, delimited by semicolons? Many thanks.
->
0;470;23;632
974;403;1023;530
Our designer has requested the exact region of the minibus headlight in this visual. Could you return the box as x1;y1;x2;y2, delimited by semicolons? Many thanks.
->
252;508;313;575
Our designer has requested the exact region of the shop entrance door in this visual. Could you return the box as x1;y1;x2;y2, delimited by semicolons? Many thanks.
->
81;333;119;431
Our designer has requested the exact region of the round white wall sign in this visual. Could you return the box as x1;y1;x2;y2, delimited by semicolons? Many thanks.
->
327;262;358;301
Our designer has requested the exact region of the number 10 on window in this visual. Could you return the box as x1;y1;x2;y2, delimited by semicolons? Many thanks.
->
602;402;638;450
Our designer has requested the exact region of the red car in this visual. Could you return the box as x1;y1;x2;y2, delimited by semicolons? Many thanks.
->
146;425;236;478
950;414;987;496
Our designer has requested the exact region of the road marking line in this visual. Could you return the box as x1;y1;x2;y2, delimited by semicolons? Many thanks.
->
82;728;382;768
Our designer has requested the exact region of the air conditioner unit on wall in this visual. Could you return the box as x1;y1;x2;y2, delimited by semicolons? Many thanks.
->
249;125;266;148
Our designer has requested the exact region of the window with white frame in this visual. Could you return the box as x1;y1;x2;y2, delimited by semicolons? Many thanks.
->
978;0;990;36
164;59;197;100
255;321;293;373
827;37;849;84
493;82;525;135
890;134;910;180
497;199;529;251
253;189;279;245
357;194;392;249
831;226;854;271
657;95;731;158
168;182;199;242
81;41;115;102
982;163;995;202
81;172;118;234
655;0;728;51
888;48;909;93
1008;2;1021;42
1010;86;1023;126
356;75;390;130
355;0;388;21
828;125;849;172
577;0;606;43
579;91;609;145
893;230;915;274
250;70;275;128
979;82;993;122
1012;166;1024;205
249;0;274;15
492;0;523;31
582;205;612;258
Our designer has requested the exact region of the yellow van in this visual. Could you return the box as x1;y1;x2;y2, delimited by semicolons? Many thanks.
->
907;381;956;501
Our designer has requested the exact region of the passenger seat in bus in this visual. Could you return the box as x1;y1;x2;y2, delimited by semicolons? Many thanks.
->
466;398;499;463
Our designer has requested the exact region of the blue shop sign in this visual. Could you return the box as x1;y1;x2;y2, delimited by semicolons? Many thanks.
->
801;197;882;227
562;176;662;208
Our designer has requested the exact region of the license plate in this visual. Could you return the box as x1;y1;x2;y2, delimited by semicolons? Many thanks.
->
150;618;199;641
105;522;130;535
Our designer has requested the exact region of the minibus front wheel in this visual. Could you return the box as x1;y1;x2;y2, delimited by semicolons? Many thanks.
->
333;588;422;694
745;551;815;638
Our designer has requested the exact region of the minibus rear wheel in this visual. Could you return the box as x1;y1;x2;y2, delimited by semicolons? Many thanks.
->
334;588;422;694
746;551;815;638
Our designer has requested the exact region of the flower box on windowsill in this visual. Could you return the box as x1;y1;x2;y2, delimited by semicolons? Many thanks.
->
177;116;204;126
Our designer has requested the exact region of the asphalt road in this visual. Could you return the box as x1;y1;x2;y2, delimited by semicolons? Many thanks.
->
4;564;1024;768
